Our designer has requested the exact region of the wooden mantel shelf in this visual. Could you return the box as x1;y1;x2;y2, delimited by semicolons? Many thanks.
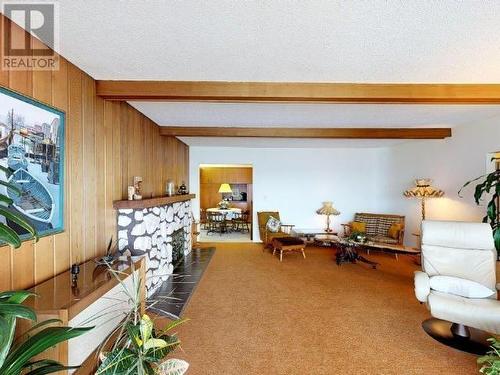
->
113;194;196;210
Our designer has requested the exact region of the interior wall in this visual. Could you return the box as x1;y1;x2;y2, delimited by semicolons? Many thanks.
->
190;147;385;241
0;16;189;290
380;116;500;247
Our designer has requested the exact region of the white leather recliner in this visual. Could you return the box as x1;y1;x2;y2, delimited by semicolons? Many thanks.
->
415;220;500;354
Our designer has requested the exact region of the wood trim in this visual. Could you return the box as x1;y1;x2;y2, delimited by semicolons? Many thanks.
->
159;127;451;139
96;81;500;103
113;194;196;210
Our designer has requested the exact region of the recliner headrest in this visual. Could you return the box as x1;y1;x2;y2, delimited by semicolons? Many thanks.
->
422;220;494;250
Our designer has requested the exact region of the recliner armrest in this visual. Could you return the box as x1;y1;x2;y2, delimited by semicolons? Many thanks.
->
414;271;430;303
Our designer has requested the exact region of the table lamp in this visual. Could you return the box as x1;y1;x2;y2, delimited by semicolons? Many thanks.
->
403;179;444;220
316;201;341;233
217;183;232;209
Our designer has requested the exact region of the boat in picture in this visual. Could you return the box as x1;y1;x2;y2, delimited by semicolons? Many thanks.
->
7;144;28;171
7;169;54;223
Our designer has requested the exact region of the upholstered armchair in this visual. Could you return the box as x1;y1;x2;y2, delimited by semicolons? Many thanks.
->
257;211;295;247
415;220;500;354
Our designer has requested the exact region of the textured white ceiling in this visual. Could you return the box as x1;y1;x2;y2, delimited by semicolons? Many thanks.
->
129;102;500;128
43;1;500;82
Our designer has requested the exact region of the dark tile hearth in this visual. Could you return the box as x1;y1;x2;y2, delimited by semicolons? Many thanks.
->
148;247;215;319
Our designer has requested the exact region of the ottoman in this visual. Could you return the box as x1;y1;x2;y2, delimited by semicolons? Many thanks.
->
272;237;306;262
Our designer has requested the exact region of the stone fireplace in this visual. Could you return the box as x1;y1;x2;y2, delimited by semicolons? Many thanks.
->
115;197;193;296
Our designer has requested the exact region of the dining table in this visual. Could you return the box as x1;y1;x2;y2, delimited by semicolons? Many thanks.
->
206;207;242;220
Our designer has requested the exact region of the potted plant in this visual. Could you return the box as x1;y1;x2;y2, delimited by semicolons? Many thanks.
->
0;290;92;374
96;264;189;375
459;155;500;258
478;338;500;374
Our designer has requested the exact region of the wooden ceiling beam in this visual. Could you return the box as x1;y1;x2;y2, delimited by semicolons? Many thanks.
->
159;127;452;139
96;81;500;103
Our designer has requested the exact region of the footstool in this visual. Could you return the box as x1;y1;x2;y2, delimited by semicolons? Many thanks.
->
272;237;306;262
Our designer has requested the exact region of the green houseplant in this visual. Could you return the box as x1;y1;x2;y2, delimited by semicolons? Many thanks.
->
95;263;189;375
0;165;38;247
0;290;92;374
478;337;500;374
459;156;500;257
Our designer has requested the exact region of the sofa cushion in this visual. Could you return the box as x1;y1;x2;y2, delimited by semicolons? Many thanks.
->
429;276;495;299
388;223;403;239
377;216;402;237
266;216;281;233
351;221;366;233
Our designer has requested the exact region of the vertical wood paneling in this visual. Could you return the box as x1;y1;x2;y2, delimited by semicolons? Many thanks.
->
0;15;189;291
82;74;96;260
68;65;83;265
52;58;70;275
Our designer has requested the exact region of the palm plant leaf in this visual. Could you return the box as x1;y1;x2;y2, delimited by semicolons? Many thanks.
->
0;207;38;240
0;165;12;178
24;359;79;375
0;180;20;196
0;290;36;303
0;302;36;321
1;326;93;375
0;223;21;248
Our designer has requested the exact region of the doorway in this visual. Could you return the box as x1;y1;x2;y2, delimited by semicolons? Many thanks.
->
198;164;253;242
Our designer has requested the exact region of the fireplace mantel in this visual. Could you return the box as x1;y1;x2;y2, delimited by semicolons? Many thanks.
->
113;194;195;210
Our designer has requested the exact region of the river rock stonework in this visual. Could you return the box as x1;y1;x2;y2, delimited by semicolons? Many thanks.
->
117;200;192;296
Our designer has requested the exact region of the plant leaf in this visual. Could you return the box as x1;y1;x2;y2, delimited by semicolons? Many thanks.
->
24;359;79;375
0;181;20;196
0;302;36;321
0;165;12;178
0;290;36;304
143;338;167;351
158;358;189;375
1;326;92;375
0;223;21;248
0;207;38;241
95;348;137;375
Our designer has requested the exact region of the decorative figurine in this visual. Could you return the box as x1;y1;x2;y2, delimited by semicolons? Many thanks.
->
177;181;188;195
127;186;135;201
71;262;80;287
133;176;143;200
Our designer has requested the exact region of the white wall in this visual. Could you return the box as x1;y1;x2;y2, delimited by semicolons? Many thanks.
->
189;147;386;241
189;117;499;245
380;116;500;247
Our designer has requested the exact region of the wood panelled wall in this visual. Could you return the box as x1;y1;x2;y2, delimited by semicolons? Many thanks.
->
0;15;189;291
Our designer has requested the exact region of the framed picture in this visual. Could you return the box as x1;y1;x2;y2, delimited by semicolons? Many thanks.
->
0;86;64;238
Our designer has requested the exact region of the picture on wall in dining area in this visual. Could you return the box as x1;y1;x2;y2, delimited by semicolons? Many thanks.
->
0;87;64;237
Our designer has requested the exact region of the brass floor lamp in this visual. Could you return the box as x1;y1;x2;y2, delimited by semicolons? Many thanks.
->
404;179;444;221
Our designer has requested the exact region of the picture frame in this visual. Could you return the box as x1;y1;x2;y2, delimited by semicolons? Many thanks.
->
0;86;65;239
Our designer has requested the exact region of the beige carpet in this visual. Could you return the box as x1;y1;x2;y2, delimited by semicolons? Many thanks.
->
159;243;479;375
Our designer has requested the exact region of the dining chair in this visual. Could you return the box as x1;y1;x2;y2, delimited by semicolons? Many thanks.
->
232;211;250;233
206;211;227;236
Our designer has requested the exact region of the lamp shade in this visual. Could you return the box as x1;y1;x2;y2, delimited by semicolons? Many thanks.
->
218;183;233;193
316;201;340;216
403;179;444;199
